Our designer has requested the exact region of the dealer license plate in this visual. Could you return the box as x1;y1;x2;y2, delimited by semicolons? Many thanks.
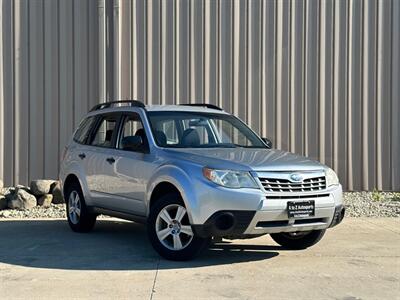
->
287;200;315;218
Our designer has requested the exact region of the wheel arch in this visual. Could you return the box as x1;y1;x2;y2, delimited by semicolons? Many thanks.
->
62;172;93;206
146;165;197;223
63;173;81;199
149;182;182;210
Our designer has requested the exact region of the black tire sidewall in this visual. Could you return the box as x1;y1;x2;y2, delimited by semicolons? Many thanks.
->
270;229;326;250
147;193;210;261
65;181;96;233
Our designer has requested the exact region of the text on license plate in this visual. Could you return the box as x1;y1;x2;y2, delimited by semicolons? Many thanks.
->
287;200;315;218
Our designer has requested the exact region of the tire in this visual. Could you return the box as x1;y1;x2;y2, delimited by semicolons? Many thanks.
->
270;229;326;250
147;193;211;261
65;181;97;233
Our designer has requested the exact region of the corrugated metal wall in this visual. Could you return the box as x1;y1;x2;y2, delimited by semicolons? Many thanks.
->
0;0;100;187
0;0;399;191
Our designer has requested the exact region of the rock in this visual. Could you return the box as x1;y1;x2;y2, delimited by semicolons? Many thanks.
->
7;187;37;209
30;180;55;196
1;187;15;197
0;209;12;218
37;194;53;207
50;181;64;204
0;195;7;210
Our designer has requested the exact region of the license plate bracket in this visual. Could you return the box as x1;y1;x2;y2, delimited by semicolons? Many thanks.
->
287;200;315;218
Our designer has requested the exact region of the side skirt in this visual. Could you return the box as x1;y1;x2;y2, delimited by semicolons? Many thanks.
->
88;206;147;224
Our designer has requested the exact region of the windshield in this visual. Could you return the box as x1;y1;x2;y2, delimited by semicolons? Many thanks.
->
147;111;267;149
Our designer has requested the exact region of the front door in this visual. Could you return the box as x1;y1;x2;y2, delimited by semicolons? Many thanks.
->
107;112;157;215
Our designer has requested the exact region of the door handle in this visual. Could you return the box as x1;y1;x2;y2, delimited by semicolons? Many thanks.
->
106;157;115;164
78;153;86;160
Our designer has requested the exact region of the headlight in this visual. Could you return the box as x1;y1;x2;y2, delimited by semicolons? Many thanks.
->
325;168;339;187
203;168;259;189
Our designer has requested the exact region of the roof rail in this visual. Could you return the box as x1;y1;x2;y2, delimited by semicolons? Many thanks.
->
90;100;145;112
180;103;223;111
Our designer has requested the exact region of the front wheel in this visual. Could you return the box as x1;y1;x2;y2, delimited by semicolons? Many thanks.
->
147;193;210;261
270;229;326;249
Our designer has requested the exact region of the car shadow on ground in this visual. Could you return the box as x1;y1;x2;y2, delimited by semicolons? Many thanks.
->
0;219;280;271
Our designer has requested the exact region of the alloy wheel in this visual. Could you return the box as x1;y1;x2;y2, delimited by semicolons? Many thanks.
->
68;190;81;224
155;204;194;251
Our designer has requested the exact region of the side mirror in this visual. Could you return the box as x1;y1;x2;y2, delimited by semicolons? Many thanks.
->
121;136;143;151
262;137;273;149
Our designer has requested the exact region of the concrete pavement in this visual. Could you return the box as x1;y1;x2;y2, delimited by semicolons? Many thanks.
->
0;218;398;299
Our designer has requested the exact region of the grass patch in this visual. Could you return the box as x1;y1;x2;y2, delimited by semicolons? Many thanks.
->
371;189;385;202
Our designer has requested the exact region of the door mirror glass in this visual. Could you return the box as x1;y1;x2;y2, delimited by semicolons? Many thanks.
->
262;137;273;148
121;136;143;151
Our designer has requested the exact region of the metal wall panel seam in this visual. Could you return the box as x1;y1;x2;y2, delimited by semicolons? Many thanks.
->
289;0;295;153
392;0;400;189
130;0;134;99
275;1;281;150
204;0;211;105
247;0;253;127
319;0;326;165
303;0;308;157
376;0;382;190
14;0;30;185
347;0;354;190
29;0;45;181
362;0;369;190
0;0;4;183
56;0;61;170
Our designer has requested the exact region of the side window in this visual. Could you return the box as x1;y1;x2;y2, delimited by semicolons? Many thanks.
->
90;116;118;148
73;116;96;145
118;114;147;150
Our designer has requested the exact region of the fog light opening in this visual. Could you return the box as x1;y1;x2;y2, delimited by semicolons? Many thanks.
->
215;213;235;231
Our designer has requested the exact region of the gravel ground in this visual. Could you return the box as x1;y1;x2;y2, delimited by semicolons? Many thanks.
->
0;192;399;219
343;192;400;217
0;204;110;219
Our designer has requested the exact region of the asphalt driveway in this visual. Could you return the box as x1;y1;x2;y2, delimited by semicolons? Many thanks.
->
0;218;398;299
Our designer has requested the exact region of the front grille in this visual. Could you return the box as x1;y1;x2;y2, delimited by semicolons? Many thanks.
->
259;176;326;192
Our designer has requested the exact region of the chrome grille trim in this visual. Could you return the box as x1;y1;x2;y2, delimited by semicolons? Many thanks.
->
259;176;327;192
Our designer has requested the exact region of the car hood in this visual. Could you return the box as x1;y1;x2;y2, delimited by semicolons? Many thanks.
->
163;148;326;172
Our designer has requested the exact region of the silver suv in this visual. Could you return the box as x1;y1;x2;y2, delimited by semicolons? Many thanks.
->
60;100;345;260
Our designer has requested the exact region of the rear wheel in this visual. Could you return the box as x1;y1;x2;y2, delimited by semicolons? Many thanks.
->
147;193;210;261
65;181;97;233
270;230;326;249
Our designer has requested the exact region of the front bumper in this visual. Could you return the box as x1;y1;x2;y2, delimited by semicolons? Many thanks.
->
192;184;343;238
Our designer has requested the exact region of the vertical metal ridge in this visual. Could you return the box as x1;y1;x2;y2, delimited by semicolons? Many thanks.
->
319;0;326;165
347;0;354;190
391;0;400;190
376;0;382;190
275;0;282;149
0;0;4;184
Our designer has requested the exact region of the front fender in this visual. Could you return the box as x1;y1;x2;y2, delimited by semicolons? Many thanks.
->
146;164;199;223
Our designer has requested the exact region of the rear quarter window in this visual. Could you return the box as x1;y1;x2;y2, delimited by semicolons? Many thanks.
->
73;116;96;144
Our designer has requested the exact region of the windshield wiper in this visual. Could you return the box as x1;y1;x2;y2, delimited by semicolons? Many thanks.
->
199;143;238;148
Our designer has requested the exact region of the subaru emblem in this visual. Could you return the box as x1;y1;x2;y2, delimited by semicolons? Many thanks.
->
290;173;303;182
